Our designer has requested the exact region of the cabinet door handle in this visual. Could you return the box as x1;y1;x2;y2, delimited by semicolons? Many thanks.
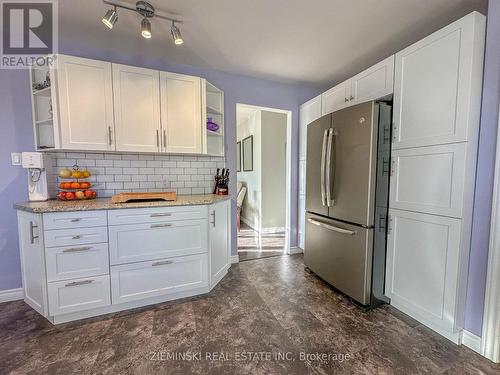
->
151;223;172;229
163;130;167;150
63;246;92;253
150;213;172;217
156;130;160;149
108;126;113;146
210;211;216;227
70;218;81;222
65;279;94;287
152;260;173;266
72;235;82;240
29;221;39;244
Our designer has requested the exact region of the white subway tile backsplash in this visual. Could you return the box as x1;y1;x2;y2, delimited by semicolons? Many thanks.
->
48;152;225;198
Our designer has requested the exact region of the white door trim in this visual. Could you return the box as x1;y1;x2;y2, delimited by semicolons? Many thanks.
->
236;103;293;254
481;108;500;363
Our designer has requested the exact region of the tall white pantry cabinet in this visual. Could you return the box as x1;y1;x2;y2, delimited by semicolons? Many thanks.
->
385;12;486;343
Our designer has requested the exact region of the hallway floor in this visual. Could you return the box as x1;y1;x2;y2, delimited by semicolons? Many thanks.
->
237;222;285;261
1;255;498;375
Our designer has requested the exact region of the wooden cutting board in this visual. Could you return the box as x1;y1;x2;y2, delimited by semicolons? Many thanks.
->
112;191;177;203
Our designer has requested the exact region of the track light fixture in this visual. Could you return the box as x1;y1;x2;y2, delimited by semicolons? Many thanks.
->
171;22;183;45
102;6;118;29
101;1;184;44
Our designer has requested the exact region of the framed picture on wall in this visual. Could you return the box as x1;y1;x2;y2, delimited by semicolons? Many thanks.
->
242;135;253;172
236;142;241;172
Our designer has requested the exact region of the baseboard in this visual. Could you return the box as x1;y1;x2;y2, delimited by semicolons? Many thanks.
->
0;288;24;303
231;255;239;264
461;330;482;354
289;247;304;255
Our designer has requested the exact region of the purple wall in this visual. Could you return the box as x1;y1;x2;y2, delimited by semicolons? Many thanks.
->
465;0;500;336
0;43;318;292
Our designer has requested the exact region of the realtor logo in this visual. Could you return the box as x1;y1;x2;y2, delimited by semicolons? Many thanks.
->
1;0;58;69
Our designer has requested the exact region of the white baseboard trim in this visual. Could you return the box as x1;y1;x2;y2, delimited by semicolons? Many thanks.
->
231;255;239;264
289;247;304;255
0;288;24;303
462;330;482;354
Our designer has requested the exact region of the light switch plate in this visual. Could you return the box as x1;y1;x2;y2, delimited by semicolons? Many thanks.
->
11;153;22;166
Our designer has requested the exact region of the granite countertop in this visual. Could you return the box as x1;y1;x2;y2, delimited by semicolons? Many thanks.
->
14;194;231;213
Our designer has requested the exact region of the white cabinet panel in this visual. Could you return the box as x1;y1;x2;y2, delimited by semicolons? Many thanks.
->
392;13;485;149
110;254;208;304
161;72;202;154
43;210;107;230
389;143;466;218
209;200;231;287
107;205;207;225
17;211;47;316
298;195;305;249
109;219;208;265
321;80;350;116
113;64;161;152
48;275;111;316
351;55;394;105
44;227;108;248
385;209;461;336
299;95;322;160
45;243;109;282
56;55;114;150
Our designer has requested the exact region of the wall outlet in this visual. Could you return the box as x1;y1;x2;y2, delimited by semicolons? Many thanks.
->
11;153;21;166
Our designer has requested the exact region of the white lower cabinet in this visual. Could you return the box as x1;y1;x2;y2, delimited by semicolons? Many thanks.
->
385;209;462;340
48;275;111;316
209;199;231;287
108;219;208;265
110;254;208;304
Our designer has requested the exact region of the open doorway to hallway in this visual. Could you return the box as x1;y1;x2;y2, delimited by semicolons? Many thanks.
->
236;104;290;261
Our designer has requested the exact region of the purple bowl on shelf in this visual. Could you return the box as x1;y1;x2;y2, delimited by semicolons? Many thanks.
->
207;117;219;132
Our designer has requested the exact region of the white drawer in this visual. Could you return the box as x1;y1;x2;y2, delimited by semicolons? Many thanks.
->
43;211;107;230
46;243;109;282
44;227;108;248
109;219;208;265
110;253;208;304
107;205;208;226
48;275;111;316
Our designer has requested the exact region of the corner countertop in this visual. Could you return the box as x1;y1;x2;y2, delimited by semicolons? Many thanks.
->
14;194;231;213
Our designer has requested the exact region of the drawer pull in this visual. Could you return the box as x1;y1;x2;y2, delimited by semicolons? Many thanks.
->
151;223;172;229
70;218;82;222
65;279;94;287
72;235;82;240
62;246;92;253
150;213;172;217
152;260;173;266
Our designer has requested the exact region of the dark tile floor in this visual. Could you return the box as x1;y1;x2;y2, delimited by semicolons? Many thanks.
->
1;255;498;375
238;222;285;261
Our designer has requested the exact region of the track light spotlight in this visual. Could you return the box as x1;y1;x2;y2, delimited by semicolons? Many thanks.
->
171;22;183;45
102;7;118;29
141;17;152;39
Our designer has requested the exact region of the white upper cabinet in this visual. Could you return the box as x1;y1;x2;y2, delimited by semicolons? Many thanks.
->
113;64;161;152
392;12;486;149
299;95;322;160
350;55;394;105
55;55;114;150
160;72;202;154
321;80;350;115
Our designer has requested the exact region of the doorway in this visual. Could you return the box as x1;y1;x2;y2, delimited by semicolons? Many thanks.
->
235;104;292;261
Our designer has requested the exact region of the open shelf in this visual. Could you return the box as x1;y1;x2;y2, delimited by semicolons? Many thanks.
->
35;118;53;125
204;80;224;157
33;87;51;96
207;105;223;115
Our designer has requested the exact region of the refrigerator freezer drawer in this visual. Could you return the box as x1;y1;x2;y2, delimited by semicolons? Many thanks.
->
304;213;373;305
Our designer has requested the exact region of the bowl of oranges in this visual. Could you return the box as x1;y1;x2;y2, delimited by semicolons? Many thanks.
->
57;165;97;201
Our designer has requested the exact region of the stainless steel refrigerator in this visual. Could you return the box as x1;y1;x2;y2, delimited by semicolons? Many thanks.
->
304;101;391;307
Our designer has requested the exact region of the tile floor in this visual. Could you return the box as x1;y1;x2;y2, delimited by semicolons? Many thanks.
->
0;255;498;375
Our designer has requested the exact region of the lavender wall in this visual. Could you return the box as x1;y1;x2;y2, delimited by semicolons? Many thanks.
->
0;43;318;292
465;0;500;336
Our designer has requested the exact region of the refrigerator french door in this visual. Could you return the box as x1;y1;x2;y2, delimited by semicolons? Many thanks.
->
304;101;391;306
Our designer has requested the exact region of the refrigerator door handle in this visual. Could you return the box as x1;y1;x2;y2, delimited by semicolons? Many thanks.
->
326;128;336;206
320;129;328;206
307;218;356;235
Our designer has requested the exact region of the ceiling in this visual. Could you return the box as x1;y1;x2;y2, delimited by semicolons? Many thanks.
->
59;0;487;88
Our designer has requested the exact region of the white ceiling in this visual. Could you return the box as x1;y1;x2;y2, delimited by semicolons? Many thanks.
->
59;0;487;88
